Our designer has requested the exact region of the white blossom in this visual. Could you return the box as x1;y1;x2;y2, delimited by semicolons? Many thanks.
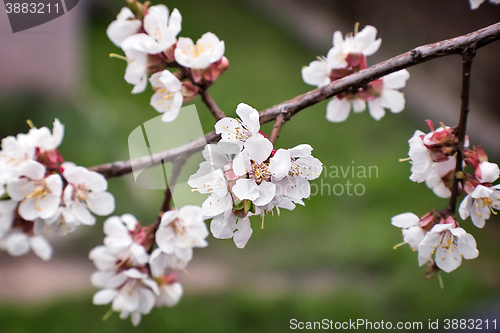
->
155;205;209;254
175;32;225;69
391;212;425;250
459;184;500;228
107;7;142;48
156;279;183;307
124;48;149;94
215;103;260;148
418;223;478;273
63;166;115;226
121;5;182;54
7;161;62;221
149;70;183;122
326;25;381;69
92;268;159;326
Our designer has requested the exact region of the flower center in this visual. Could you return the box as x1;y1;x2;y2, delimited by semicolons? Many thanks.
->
249;162;271;184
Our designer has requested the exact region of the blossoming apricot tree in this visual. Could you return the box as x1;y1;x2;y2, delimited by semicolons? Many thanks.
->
0;0;500;325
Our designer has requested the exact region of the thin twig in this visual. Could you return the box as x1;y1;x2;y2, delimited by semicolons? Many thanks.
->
89;22;500;179
199;89;226;121
448;48;475;214
268;113;286;145
154;156;188;226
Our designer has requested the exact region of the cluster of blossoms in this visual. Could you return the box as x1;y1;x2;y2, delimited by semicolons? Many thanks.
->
392;120;500;273
90;206;208;326
302;24;410;122
188;103;323;248
0;120;115;260
107;3;228;122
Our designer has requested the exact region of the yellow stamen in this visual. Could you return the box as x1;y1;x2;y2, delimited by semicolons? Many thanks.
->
354;22;360;35
109;53;128;61
26;119;35;129
393;242;406;250
102;308;114;321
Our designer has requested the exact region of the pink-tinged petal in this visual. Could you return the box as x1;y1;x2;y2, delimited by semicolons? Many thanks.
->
160;106;181;122
417;231;442;266
37;194;61;219
210;40;225;64
301;60;331;87
235;103;260;135
354;26;378;54
459;195;473;220
45;174;63;197
93;289;118;305
63;166;86;185
382;69;410;90
87;192;115;216
471;185;494;199
18;160;46;180
288;144;313;158
6;233;30;256
295;156;323;180
326;97;351;122
352;99;366;113
233;217;252;248
174;37;195;67
458;234;479;259
391;212;420;228
178;205;203;227
89;246;116;271
402;226;425;250
131;75;148;94
268;149;291;180
478;162;500;183
470;204;487;229
7;178;31;201
18;199;39;221
29;236;52;260
253;181;276;206
362;38;382;56
104;216;129;237
157;282;183;307
124;268;148;280
121;214;138;231
210;214;236;239
160;210;178;227
232;153;251;176
367;99;386;121
128;244;148;266
380;89;406;113
243;134;273;163
149;248;166;278
84;170;108;192
159;70;182;92
201;194;232;218
71;199;95;225
138;287;156;314
232;179;260;201
168;8;182;36
435;244;462;273
131;313;142;327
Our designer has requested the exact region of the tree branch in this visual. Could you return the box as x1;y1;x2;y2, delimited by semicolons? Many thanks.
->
268;113;287;145
89;22;500;179
448;48;475;214
199;89;226;121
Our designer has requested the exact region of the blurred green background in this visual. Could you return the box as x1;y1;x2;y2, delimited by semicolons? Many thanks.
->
0;0;500;332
